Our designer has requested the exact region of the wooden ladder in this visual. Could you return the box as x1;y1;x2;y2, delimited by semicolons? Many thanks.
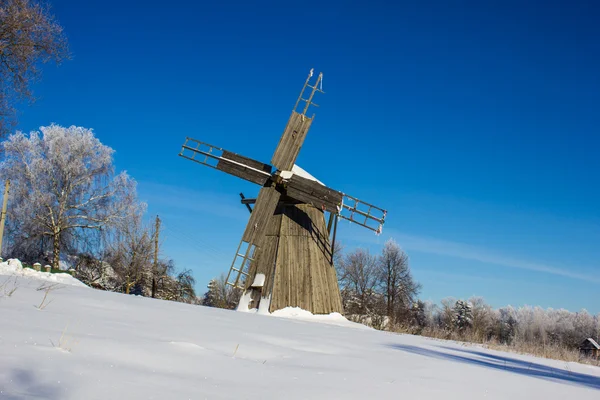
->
225;239;256;289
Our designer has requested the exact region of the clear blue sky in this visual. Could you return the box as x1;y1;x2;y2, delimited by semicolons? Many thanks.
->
15;0;600;312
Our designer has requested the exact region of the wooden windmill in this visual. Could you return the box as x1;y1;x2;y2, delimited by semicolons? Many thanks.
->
179;70;386;314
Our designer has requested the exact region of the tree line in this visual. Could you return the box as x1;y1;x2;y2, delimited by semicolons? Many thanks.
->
336;239;599;363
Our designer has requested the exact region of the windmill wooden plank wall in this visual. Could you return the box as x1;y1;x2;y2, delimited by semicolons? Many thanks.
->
178;69;386;315
246;203;343;314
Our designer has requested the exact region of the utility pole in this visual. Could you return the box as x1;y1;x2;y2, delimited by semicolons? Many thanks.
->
0;180;10;260
151;215;161;298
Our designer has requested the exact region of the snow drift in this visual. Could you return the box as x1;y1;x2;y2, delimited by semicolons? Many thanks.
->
0;258;86;287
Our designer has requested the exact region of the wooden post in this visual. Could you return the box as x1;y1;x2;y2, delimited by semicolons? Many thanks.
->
330;214;339;265
0;180;10;258
33;262;41;271
326;212;334;234
151;215;161;298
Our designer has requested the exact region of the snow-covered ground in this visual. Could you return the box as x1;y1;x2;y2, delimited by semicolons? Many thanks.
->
1;267;599;399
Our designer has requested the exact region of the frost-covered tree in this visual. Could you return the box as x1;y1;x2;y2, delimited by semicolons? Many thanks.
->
202;274;239;309
409;300;427;332
203;279;219;307
515;306;549;345
0;125;138;268
495;306;517;344
0;0;69;134
452;300;473;331
572;310;597;347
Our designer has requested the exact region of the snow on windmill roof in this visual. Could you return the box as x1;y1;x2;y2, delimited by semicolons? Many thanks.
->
292;164;324;186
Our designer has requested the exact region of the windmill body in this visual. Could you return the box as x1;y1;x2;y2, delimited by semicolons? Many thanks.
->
179;71;386;314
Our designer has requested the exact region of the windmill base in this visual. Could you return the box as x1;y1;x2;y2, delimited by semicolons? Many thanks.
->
239;203;343;315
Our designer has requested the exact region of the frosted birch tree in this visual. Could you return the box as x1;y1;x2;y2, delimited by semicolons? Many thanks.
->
0;124;137;268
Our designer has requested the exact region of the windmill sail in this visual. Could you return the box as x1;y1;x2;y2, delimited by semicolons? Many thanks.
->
179;139;272;186
242;186;281;243
270;111;313;171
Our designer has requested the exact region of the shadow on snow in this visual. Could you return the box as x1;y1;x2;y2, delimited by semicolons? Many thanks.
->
387;343;600;391
1;369;63;399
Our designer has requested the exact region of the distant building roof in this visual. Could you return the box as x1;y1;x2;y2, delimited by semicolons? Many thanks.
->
580;338;600;350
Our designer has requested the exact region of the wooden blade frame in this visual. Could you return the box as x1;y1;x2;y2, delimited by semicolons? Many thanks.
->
338;194;387;234
179;138;272;186
270;71;323;172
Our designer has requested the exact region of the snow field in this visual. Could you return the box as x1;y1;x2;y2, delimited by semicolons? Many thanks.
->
0;271;599;399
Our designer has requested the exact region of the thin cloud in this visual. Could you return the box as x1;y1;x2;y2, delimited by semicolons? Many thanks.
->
398;232;599;283
137;181;249;222
355;228;600;284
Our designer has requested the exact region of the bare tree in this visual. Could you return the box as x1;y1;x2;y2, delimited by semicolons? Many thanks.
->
469;296;494;341
337;248;381;315
438;297;456;331
0;0;69;134
103;203;153;294
1;124;138;268
377;239;421;323
174;269;197;304
332;240;344;269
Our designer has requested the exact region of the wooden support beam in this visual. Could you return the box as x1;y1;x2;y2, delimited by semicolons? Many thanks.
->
327;212;334;235
285;174;343;213
239;193;253;214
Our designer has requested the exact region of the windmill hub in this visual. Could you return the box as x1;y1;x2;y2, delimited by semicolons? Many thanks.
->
179;70;386;315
